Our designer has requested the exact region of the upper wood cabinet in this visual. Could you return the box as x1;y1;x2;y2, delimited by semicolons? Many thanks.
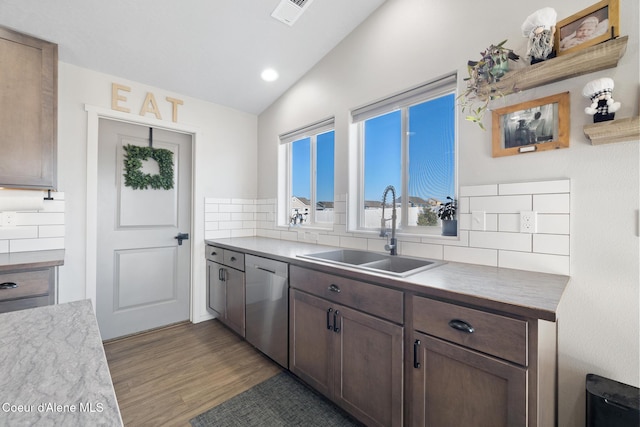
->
0;27;58;190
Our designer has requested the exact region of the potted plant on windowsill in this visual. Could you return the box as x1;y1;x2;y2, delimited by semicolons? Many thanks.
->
437;196;457;236
458;40;520;129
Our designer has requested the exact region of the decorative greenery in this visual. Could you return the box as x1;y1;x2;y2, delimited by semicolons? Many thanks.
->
458;40;520;129
123;144;174;190
437;196;457;221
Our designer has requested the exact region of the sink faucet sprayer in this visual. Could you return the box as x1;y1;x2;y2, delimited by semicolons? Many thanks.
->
380;185;397;255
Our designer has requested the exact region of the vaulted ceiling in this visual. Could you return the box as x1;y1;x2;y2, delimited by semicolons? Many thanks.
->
0;0;386;114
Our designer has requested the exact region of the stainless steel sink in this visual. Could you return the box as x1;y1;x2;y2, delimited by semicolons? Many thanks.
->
299;249;388;265
298;249;444;277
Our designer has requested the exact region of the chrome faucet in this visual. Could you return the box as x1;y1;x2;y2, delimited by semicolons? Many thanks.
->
380;185;397;255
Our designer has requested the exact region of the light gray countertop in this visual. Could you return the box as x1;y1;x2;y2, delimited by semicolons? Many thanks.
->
0;300;122;426
206;237;570;321
0;250;65;272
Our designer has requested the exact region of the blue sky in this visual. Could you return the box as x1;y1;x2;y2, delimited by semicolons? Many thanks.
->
292;131;334;203
293;93;455;204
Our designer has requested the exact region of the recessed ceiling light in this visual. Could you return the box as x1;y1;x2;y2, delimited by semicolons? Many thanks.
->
261;68;279;82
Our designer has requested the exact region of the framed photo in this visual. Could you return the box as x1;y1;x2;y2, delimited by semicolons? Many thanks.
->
492;92;570;158
556;0;619;56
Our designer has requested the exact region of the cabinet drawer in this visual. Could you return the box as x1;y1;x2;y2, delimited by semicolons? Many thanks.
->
0;295;50;313
223;250;245;272
413;296;528;366
0;269;51;302
206;245;224;263
290;265;403;324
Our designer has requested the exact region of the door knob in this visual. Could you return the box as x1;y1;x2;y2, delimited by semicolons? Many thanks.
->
175;232;189;245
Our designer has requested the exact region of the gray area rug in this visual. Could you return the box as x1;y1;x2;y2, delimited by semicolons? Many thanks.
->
190;372;363;427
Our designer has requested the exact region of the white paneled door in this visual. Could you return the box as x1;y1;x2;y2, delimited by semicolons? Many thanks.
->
97;119;192;340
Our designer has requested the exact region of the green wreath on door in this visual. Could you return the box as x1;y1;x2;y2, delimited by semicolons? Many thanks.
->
122;144;174;190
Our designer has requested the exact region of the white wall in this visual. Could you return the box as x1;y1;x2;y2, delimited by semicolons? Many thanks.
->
57;62;257;323
257;0;640;425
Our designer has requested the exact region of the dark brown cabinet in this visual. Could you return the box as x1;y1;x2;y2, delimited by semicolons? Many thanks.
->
0;27;58;189
206;245;245;337
411;332;527;427
289;266;404;427
409;295;557;427
0;267;55;313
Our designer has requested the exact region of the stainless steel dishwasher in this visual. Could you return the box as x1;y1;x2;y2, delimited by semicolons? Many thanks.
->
244;254;289;368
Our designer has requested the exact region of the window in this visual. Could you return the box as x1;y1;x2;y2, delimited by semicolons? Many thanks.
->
351;74;457;235
279;119;335;227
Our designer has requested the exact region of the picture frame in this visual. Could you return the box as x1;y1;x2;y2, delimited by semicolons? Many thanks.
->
555;0;619;56
492;92;570;158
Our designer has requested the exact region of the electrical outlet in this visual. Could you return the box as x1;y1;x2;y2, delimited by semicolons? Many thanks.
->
1;211;17;227
471;211;486;231
520;211;537;233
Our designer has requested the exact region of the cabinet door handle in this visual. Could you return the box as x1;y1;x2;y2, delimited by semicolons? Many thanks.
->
0;282;18;289
328;284;341;293
326;308;333;330
218;268;226;281
333;310;340;333
448;319;475;334
413;339;421;369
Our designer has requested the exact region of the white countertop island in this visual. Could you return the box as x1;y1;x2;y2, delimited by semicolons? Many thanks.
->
0;300;122;426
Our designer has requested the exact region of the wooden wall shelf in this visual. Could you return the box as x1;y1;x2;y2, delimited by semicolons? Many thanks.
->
583;116;640;145
481;36;628;98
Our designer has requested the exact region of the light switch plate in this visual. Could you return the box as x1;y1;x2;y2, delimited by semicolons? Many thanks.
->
471;211;486;231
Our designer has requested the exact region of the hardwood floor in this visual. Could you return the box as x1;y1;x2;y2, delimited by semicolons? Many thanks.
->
103;319;282;427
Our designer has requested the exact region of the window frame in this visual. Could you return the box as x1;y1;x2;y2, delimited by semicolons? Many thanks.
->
350;74;458;236
279;118;335;228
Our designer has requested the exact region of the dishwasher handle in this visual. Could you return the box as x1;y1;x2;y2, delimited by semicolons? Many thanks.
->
256;266;277;275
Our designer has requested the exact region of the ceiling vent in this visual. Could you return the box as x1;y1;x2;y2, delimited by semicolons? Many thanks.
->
271;0;315;26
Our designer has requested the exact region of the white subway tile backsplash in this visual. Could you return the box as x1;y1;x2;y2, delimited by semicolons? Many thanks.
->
498;214;520;232
40;200;66;212
533;194;570;213
218;221;244;230
317;234;340;247
204;229;231;240
232;198;254;204
232;212;254;221
469;231;532;252
219;204;244;213
10;237;64;252
205;198;231;204
499;251;570;275
205;179;571;276
205;212;230;222
204;222;219;231
340;236;368;250
458;197;470;214
204;203;219;213
537;214;570;234
458;213;471;230
459;184;498;197
0;226;38;240
533;234;570;255
444;246;498;266
231;229;254;238
401;241;443;259
38;225;65;238
469;195;532;213
16;212;65;226
1;196;65;254
499;179;570;195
